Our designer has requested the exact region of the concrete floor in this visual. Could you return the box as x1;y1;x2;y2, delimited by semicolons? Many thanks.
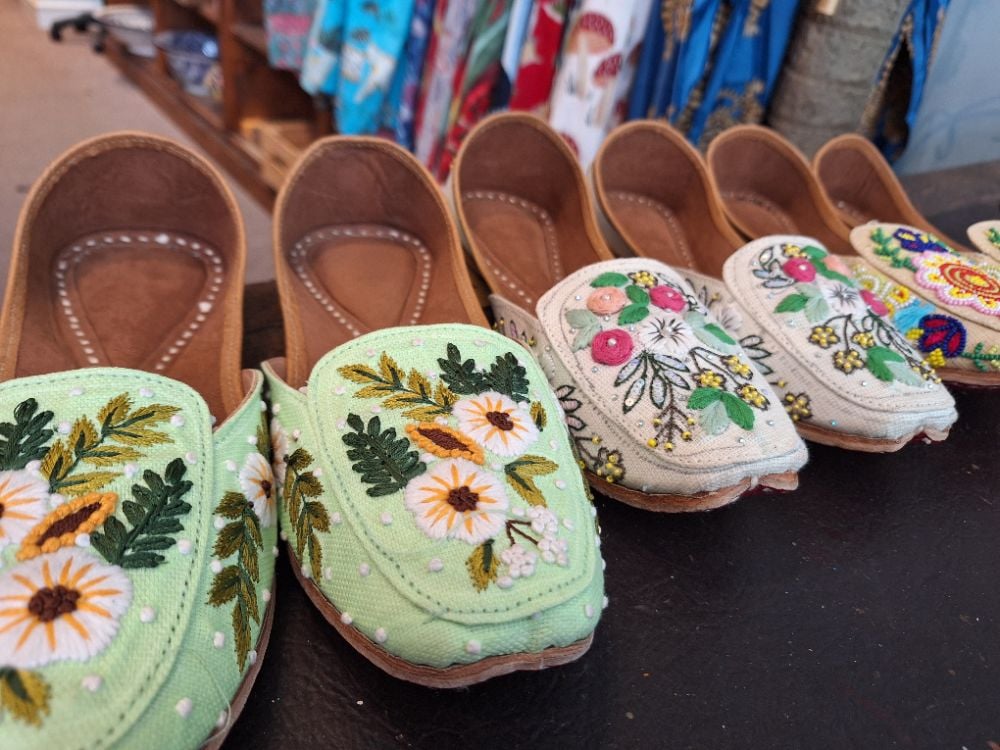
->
0;0;274;294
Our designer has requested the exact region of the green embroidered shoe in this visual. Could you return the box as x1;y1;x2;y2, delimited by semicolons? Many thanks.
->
0;133;275;748
268;136;604;687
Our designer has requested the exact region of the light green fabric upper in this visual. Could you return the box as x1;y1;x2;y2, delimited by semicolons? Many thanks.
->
265;324;604;670
0;368;275;749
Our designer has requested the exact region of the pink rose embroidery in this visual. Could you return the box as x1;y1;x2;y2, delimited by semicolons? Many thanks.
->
782;258;816;282
649;285;686;311
861;289;888;316
591;329;633;365
824;254;853;277
587;287;628;315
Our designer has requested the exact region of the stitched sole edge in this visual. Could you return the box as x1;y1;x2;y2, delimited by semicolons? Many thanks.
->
587;470;799;512
938;366;1000;388
794;422;950;453
286;546;594;689
200;588;277;749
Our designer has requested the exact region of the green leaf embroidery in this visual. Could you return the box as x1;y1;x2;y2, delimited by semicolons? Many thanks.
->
0;399;54;471
42;393;179;496
625;285;650;305
0;668;51;727
530;402;547;430
801;245;828;262
342;415;425;497
437;343;488;394
812;259;853;285
804;295;832;324
775;293;809;313
720;392;755;430
618;303;649;325
699;399;730;436
89;458;193;568
340;355;458;419
702;323;736;345
590;271;629;287
567;308;602;351
207;491;263;672
467;540;499;592
687;387;724;410
504;454;558;506
885;360;924;386
482;352;530;402
865;346;905;382
282;449;329;580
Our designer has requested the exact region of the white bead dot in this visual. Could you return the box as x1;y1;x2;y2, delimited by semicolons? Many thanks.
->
555;479;567;490
247;435;258;445
210;560;222;573
177;539;192;555
214;517;225;530
75;533;91;548
69;387;85;397
300;565;311;579
584;604;594;619
428;558;443;572
248;649;257;665
124;463;139;478
563;518;574;530
279;530;288;541
272;403;282;414
139;606;156;623
324;567;333;580
262;589;271;603
359;563;371;577
374;627;387;643
340;612;353;625
58;421;71;434
185;451;197;464
213;631;225;648
225;460;237;472
139;387;154;398
215;710;227;729
170;414;185;427
380;511;392;526
497;576;513;589
602;595;609;610
81;675;102;692
465;640;482;655
272;546;279;557
175;698;193;718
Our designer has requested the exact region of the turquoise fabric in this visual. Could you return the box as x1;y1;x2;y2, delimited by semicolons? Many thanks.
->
265;325;604;669
0;369;275;749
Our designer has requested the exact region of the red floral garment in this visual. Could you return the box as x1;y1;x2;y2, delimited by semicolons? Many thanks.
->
509;0;572;115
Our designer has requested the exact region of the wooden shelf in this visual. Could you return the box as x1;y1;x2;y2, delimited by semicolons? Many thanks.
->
103;0;331;208
231;22;267;56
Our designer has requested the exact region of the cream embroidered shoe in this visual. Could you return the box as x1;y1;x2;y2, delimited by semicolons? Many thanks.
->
265;135;604;687
0;133;275;748
592;120;957;451
450;112;807;511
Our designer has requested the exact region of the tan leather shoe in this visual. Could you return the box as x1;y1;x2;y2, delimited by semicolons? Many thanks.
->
813;133;973;253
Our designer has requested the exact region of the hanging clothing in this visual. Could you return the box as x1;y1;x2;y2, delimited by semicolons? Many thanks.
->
380;0;437;148
865;0;950;160
435;0;513;179
494;0;535;107
299;0;347;95
335;0;415;134
628;0;800;147
413;0;479;165
264;0;318;71
508;0;573;116
548;0;655;165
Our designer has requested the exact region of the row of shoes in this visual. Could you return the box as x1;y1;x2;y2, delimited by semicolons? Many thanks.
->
1;114;997;748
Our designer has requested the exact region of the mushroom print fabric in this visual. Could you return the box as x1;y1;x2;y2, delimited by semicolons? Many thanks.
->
548;0;654;166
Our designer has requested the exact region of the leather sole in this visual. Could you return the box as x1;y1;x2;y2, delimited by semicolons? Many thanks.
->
794;422;950;453
587;469;800;513
287;546;594;689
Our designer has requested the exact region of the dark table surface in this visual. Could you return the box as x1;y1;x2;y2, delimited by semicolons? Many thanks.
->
230;162;1000;750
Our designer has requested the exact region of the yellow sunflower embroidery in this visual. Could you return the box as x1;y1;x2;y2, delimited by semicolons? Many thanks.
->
17;493;117;561
405;423;485;464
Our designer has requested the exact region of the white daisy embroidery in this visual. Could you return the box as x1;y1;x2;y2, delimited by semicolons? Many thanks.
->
238;452;275;528
0;548;131;668
269;418;289;490
403;458;509;545
819;279;867;317
0;469;50;548
637;314;697;357
453;392;538;458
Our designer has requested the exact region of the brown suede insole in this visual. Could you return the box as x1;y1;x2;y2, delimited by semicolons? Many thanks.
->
719;189;853;255
286;223;457;369
38;229;228;411
605;191;700;270
461;191;565;308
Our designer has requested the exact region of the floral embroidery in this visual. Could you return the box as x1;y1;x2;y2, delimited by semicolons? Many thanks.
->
758;242;936;386
338;345;568;592
0;392;195;728
854;260;1000;373
783;393;812;422
891;227;949;254
554;385;628;484
269;418;289;489
587;287;627;315
913;253;1000;317
565;269;766;445
686;277;773;376
280;448;329;581
0;471;49;549
453;393;539;458
238;453;275;529
0;548;132;669
17;492;116;560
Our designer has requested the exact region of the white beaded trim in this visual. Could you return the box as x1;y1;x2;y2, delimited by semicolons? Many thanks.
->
290;225;432;337
55;232;223;370
461;190;563;306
